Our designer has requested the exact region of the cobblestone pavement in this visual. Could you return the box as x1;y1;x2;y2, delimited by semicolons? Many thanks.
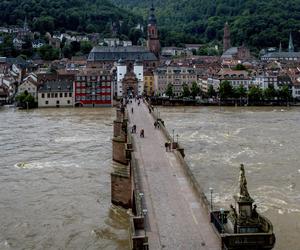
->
128;101;220;250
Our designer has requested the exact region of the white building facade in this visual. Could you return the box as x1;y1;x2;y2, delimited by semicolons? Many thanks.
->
38;81;73;108
116;60;144;97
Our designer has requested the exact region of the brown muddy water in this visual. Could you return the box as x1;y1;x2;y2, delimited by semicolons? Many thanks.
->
1;106;300;250
160;106;300;250
0;108;130;250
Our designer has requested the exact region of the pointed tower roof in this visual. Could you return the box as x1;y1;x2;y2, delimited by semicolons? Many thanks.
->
235;164;254;204
23;16;29;31
148;2;157;25
289;32;294;52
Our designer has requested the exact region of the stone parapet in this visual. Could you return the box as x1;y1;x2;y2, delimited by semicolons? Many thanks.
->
111;164;131;209
112;136;128;165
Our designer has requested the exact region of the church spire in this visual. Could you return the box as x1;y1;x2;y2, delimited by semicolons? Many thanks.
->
23;16;29;31
148;1;157;25
288;32;294;53
147;1;160;57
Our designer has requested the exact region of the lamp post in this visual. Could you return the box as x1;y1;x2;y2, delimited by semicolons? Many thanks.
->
209;187;213;211
139;192;144;216
142;209;148;237
220;208;225;233
172;129;175;142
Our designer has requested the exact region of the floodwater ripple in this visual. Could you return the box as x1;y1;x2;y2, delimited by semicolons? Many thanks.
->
0;108;129;250
161;106;300;250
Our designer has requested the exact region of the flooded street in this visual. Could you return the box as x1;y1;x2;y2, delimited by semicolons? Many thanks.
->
0;106;299;250
161;106;300;250
0;108;129;250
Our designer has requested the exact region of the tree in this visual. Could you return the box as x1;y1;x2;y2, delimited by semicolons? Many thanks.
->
234;64;246;70
38;45;59;60
15;91;36;109
278;85;291;101
190;81;200;98
33;16;55;34
80;41;93;54
219;80;233;99
263;85;277;100
234;84;247;98
62;45;72;59
248;85;263;102
86;24;96;33
181;84;191;97
70;41;81;54
128;28;144;45
207;84;216;98
165;83;173;98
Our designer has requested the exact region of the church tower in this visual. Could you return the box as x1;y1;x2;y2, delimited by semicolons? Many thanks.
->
223;22;231;52
288;32;294;52
147;3;160;57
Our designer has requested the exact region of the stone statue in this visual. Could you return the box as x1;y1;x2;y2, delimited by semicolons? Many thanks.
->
230;204;237;218
239;164;250;198
252;204;258;219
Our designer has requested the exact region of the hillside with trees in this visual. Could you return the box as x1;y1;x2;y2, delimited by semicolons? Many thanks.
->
111;0;300;50
0;0;142;36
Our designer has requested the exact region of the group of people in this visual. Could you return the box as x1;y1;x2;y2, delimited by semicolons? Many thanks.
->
131;124;145;138
165;141;172;152
131;124;137;133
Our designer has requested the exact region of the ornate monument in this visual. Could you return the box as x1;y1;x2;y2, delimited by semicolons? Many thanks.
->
210;164;276;250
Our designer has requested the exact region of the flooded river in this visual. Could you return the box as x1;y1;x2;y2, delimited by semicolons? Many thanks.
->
0;108;129;250
160;106;300;250
0;106;299;250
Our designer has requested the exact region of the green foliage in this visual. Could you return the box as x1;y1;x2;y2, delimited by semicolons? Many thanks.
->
129;28;144;45
248;85;263;101
70;41;80;53
165;83;173;97
234;64;246;70
277;85;292;100
190;81;200;98
15;91;36;109
33;16;55;34
234;84;247;98
207;84;216;98
263;85;277;100
112;0;300;49
0;0;142;37
181;83;191;97
62;45;72;58
0;34;17;57
197;45;220;56
38;45;59;60
219;80;233;99
80;41;93;54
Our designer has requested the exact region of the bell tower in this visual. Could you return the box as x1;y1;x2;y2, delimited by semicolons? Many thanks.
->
147;3;160;57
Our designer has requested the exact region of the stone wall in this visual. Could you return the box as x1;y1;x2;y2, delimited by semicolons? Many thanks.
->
111;171;132;209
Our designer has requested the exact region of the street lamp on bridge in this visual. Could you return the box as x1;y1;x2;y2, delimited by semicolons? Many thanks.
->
209;187;213;211
142;209;148;237
220;208;225;233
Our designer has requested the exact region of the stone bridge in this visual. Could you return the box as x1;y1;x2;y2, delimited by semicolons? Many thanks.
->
111;101;220;250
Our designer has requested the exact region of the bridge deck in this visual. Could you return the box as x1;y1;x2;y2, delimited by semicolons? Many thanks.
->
128;101;220;250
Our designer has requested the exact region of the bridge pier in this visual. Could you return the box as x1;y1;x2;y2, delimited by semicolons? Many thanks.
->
111;105;148;250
